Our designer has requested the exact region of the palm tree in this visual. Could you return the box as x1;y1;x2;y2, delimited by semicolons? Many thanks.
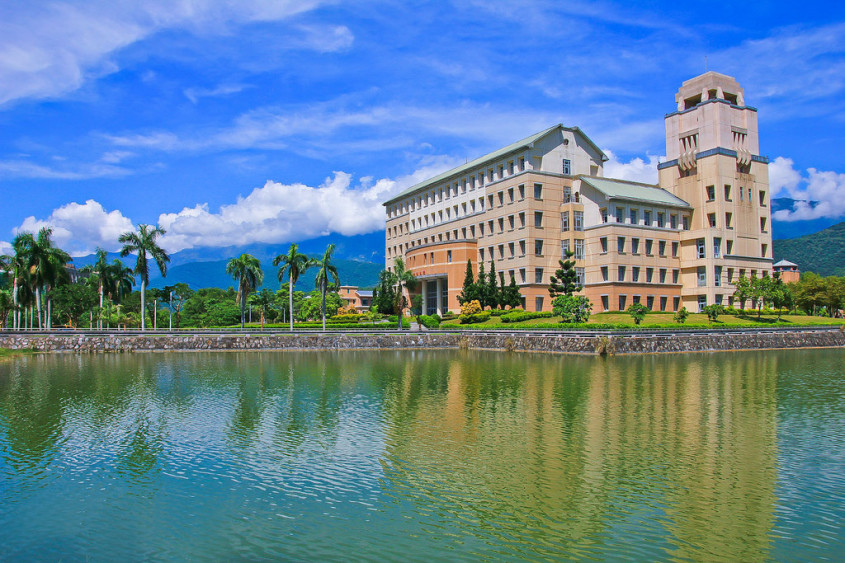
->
119;224;169;331
3;235;34;330
273;243;312;332
24;228;71;330
247;288;276;331
107;259;136;304
312;244;340;331
80;248;110;328
226;253;264;329
392;257;417;330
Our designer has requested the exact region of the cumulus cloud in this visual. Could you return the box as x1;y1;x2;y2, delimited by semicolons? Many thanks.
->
0;240;12;256
0;0;334;106
602;150;660;184
770;156;845;222
158;158;460;252
13;200;135;256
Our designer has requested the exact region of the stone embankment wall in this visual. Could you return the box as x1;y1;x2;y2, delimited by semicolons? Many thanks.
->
1;329;843;355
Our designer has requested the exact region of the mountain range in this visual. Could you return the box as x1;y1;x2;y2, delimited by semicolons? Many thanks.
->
68;198;843;289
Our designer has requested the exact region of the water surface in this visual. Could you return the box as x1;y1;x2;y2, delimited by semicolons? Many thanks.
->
1;350;843;560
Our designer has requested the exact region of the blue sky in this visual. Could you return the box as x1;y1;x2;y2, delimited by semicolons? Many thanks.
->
2;0;845;257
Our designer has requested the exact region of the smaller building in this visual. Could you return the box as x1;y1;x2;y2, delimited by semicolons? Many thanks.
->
773;259;800;283
338;286;373;313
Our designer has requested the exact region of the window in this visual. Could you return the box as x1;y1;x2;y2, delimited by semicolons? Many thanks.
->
727;268;734;282
740;187;744;201
632;295;641;304
574;211;584;231
563;186;572;203
698;295;707;312
759;190;766;206
706;185;715;201
508;215;515;229
575;239;584;260
724;184;732;200
618;295;627;311
631;238;640;254
470;225;475;238
519;268;526;283
498;191;504;205
644;210;651;226
660;296;668;311
601;208;608;223
713;237;722;258
562;159;571;175
673;296;681;311
683;216;691;230
479;248;485;261
519;240;526;256
509;242;515;258
561;239;570;256
508;187;514;202
535;296;544;312
488;220;494;233
698;267;706;287
618;266;626;282
576;267;585;287
618;236;626;253
697;238;706;259
488;194;494;208
646;268;654;283
630;209;638;224
726;212;733;229
496;244;503;259
534;212;543;228
601;266;609;281
673;269;680;284
479;222;485;236
708;213;717;228
518;158;525;172
446;250;452;263
497;164;504;178
762;243;768;257
534;239;544;256
657;212;665;228
670;214;678;229
632;267;640;283
534;183;543;199
726;240;733;255
616;207;625;223
519;212;525;228
518;184;525;199
658;240;666;256
601;295;609;311
715;266;722;287
748;188;752;200
659;268;667;284
535;268;544;284
645;239;653;255
600;237;608;253
646;296;654;310
760;217;767;232
508;161;514;175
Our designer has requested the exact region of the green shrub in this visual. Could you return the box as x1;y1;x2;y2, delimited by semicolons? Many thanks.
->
460;311;492;324
330;313;363;322
674;307;689;324
418;314;441;329
552;295;593;323
490;309;508;317
703;304;725;322
501;311;553;323
626;303;650;325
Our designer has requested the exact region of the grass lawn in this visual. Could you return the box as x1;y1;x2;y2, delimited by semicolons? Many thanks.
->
440;311;845;329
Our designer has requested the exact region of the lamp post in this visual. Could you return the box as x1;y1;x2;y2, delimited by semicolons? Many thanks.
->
169;291;173;331
154;298;157;330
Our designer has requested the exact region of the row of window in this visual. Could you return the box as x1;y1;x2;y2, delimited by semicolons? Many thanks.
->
696;237;768;259
705;183;766;206
604;295;681;313
600;236;679;258
600;207;690;230
385;157;529;218
601;266;680;285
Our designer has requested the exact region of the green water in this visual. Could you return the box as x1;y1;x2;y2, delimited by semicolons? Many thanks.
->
0;350;843;561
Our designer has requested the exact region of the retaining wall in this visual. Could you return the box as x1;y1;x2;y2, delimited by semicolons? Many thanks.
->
2;329;844;355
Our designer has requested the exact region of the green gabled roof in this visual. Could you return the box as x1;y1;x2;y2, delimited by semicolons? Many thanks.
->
384;124;608;206
579;176;691;208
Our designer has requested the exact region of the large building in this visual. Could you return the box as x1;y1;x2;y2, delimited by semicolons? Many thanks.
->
383;72;773;314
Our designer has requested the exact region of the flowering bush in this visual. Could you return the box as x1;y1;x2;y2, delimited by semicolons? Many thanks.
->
461;300;482;316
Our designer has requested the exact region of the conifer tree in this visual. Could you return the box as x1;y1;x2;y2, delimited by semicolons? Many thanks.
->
548;250;580;298
457;259;477;305
487;260;498;309
476;261;487;308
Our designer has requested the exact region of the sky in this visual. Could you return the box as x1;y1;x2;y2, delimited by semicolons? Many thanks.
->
2;0;845;258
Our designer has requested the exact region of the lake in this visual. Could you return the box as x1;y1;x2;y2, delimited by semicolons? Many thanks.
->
1;349;843;560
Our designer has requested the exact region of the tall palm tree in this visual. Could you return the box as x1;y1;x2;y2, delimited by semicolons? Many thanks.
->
273;243;312;332
226;253;264;329
106;259;135;304
4;235;34;330
25;228;71;330
312;244;340;331
80;248;110;329
119;224;169;331
392;257;417;330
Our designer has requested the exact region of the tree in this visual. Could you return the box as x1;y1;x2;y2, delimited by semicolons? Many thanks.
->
51;284;98;328
501;275;522;309
248;288;276;330
627;302;649;325
548;250;580;298
1;234;34;330
313;244;340;330
160;283;192;328
457;260;478;305
553;295;592;323
0;289;12;329
476;261;487;309
733;276;752;311
226;253;264;329
106;259;135;304
703;303;725;323
391;257;417;329
273;243;313;332
674;307;689;324
373;270;397;315
82;248;110;328
299;289;343;321
21;227;71;329
769;274;794;320
487;260;499;309
119;224;169;331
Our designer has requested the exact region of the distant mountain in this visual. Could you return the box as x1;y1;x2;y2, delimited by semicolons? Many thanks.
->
70;231;386;290
771;197;841;239
773;221;845;277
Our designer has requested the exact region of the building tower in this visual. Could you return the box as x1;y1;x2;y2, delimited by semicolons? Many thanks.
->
658;72;773;310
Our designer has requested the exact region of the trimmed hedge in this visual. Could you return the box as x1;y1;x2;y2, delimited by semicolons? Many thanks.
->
501;311;554;323
418;314;441;329
460;311;492;324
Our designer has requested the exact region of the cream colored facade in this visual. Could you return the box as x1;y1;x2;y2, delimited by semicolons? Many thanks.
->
383;72;772;313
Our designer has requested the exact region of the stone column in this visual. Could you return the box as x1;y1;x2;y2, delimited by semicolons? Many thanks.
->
435;278;443;316
421;280;427;314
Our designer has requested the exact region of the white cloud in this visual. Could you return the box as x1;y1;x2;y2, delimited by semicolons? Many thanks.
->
0;240;12;256
602;150;660;184
0;159;130;179
0;0;334;106
13;200;135;257
158;157;460;252
184;83;250;104
770;156;845;222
